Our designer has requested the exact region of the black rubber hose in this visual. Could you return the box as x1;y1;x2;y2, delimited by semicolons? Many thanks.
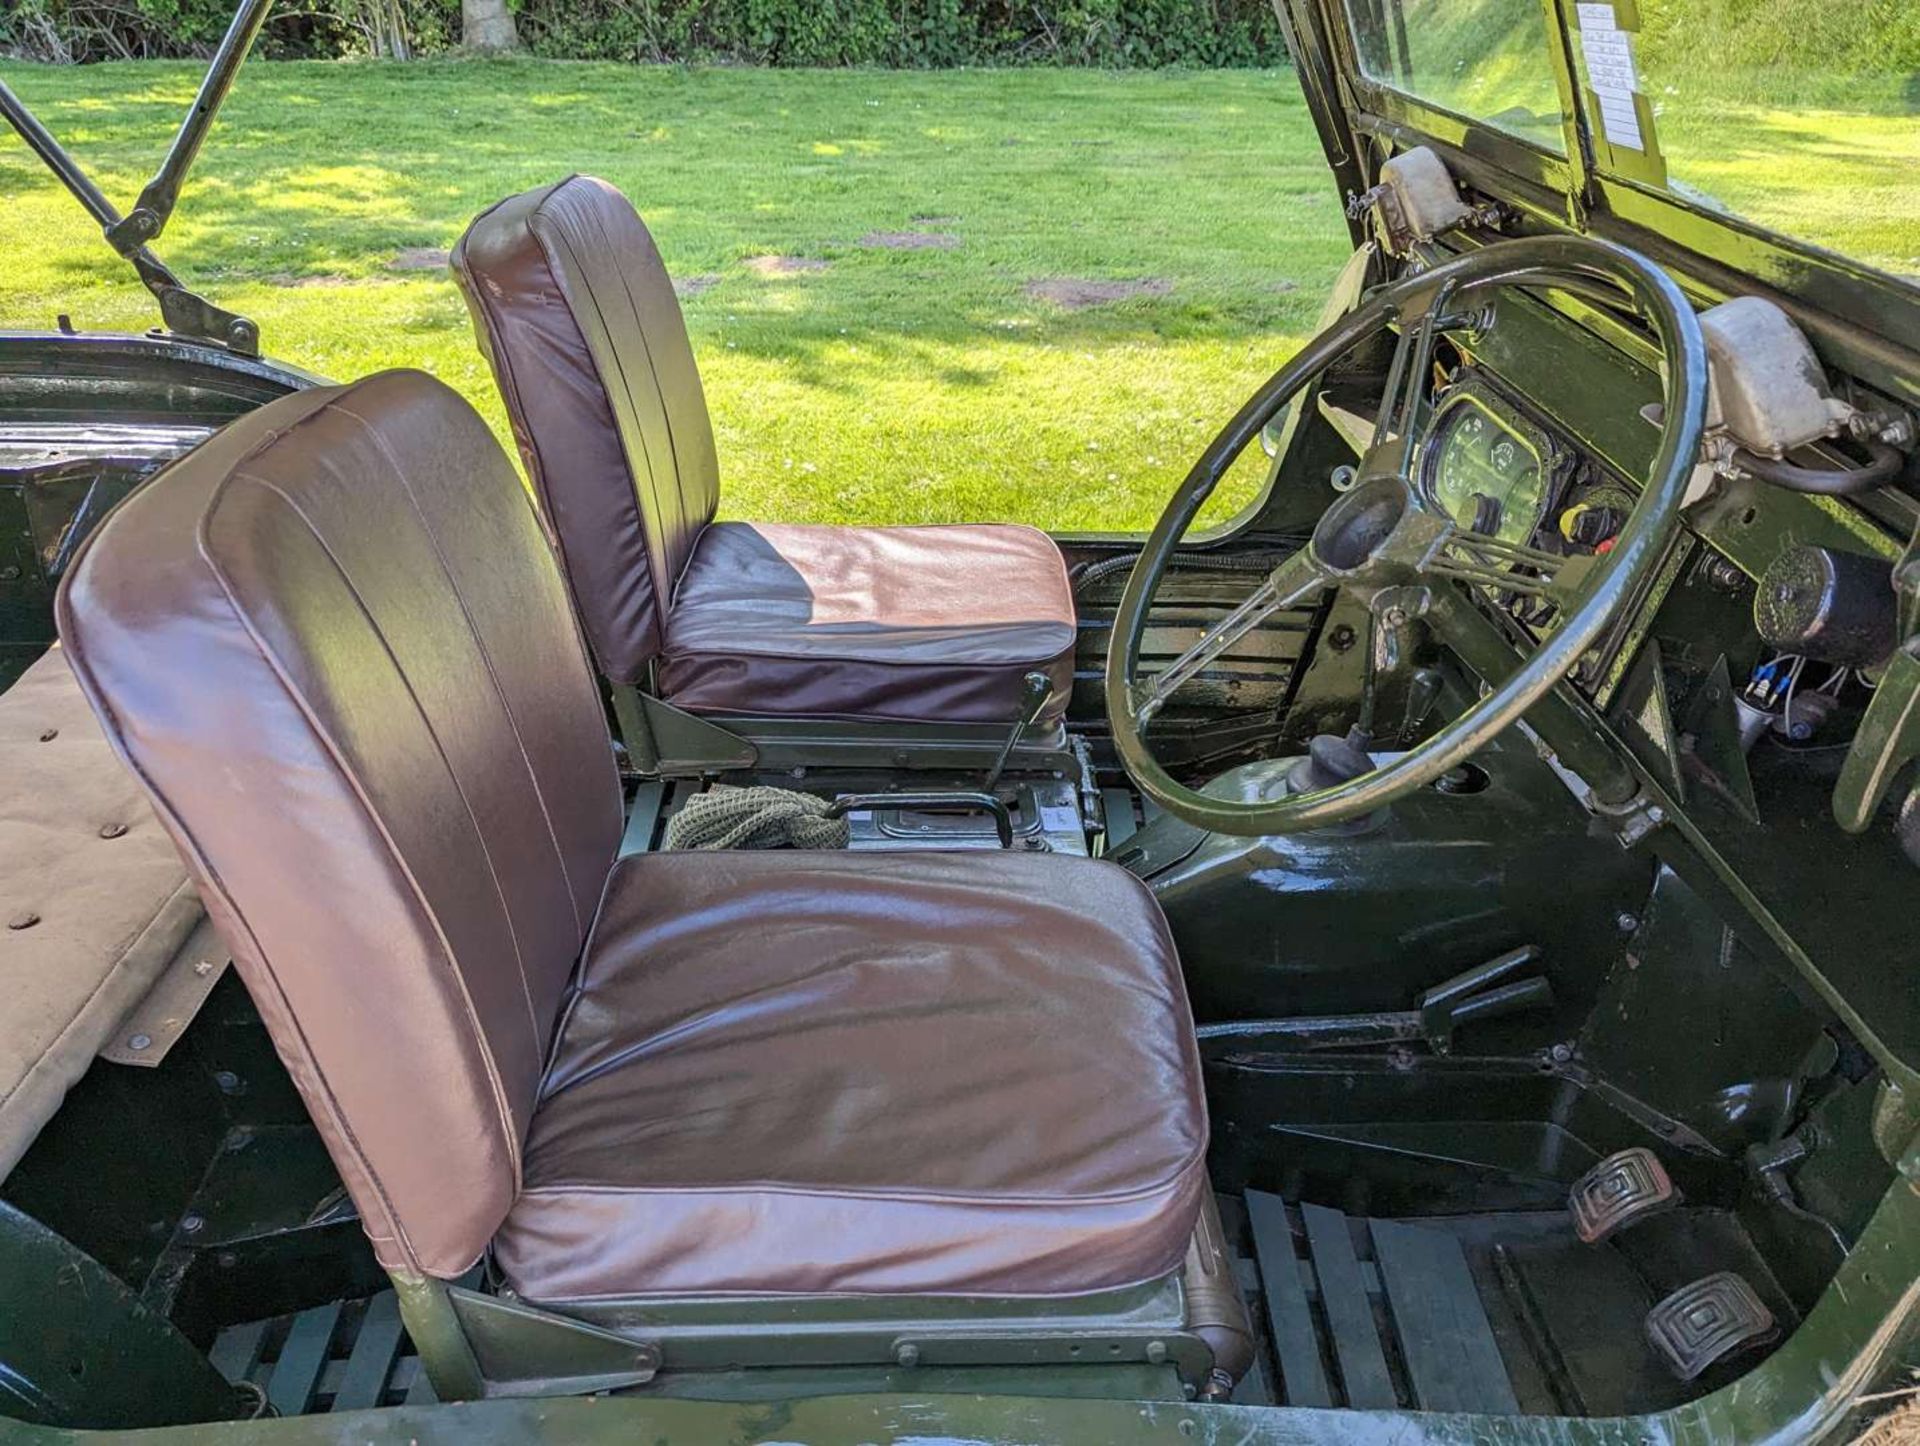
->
1735;439;1905;496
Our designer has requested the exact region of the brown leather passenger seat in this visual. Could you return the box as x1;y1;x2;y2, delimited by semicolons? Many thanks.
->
55;370;1208;1304
452;175;1076;728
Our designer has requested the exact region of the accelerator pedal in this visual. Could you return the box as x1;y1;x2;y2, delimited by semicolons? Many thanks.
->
1644;1272;1775;1381
1569;1146;1679;1244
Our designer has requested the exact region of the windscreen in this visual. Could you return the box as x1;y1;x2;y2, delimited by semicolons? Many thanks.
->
1343;0;1919;289
1623;0;1917;286
1345;0;1567;152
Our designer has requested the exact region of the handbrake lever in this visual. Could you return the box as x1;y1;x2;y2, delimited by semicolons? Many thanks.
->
1416;944;1550;1055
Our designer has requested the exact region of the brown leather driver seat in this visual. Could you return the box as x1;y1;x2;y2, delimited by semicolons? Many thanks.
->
56;371;1207;1307
452;175;1077;730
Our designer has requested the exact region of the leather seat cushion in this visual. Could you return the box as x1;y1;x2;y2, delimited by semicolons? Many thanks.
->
659;521;1077;727
493;849;1207;1302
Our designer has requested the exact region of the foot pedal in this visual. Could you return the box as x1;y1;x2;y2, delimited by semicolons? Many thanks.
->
1569;1146;1678;1243
1644;1272;1775;1381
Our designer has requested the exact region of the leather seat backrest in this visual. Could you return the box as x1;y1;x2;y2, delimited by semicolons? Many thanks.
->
56;372;623;1280
453;176;721;686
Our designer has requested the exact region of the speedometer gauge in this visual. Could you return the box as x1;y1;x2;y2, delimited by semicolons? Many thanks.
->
1421;394;1548;546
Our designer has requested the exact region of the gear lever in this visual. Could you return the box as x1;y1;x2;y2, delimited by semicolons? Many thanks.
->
983;671;1055;790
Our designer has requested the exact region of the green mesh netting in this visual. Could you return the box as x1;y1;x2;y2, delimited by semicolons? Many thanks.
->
661;785;852;851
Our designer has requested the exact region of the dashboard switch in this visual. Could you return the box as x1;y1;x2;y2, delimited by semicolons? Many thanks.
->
1558;503;1625;550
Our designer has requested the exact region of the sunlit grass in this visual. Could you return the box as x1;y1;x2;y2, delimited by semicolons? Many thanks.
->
1638;71;1920;281
0;60;1350;531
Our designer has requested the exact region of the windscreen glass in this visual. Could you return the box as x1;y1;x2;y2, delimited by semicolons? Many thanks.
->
1343;0;1568;152
1617;1;1918;287
1343;0;1919;288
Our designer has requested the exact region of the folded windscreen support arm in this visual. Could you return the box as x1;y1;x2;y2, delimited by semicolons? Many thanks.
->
102;0;274;258
0;0;270;354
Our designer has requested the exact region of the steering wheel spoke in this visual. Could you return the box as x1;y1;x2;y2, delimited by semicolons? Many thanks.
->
1366;277;1483;471
1423;527;1573;603
1133;550;1328;727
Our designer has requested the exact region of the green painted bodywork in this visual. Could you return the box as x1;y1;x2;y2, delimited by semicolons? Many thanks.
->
4;1173;1915;1442
4;0;1919;1440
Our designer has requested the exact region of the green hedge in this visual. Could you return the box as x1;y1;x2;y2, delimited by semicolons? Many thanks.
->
514;0;1285;67
2;0;1290;66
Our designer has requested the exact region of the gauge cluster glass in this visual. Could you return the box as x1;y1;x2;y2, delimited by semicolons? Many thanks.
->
1421;394;1548;546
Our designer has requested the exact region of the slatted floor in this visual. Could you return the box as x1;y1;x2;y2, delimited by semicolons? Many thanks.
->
1240;1190;1521;1415
210;1292;434;1415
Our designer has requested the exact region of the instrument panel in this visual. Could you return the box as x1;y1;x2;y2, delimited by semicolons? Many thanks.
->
1409;365;1659;699
1417;381;1561;547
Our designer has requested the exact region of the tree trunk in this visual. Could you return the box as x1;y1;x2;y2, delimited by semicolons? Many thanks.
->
462;0;521;53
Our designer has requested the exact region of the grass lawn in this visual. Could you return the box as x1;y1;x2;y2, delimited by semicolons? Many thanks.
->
0;60;1351;532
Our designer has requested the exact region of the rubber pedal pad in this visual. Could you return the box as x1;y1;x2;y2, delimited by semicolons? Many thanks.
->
1568;1145;1679;1244
1645;1272;1776;1381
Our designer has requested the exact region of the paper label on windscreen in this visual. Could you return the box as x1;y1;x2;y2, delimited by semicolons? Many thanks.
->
1576;2;1646;151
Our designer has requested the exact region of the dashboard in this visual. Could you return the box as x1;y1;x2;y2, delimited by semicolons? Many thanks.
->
1345;285;1920;1093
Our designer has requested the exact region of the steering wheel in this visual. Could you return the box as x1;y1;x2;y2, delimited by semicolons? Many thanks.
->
1105;235;1708;837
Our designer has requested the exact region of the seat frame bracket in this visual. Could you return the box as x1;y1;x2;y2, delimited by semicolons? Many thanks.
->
394;1266;1213;1402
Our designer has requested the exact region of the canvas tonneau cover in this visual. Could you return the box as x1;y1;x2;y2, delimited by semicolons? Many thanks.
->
0;647;206;1175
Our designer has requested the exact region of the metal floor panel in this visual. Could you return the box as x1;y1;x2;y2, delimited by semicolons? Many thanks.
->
1239;1191;1521;1415
210;1292;432;1415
